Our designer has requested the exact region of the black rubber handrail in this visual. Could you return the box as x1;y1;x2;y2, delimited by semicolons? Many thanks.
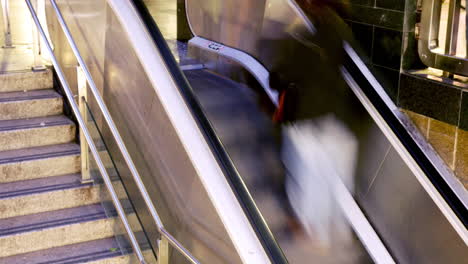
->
130;0;289;263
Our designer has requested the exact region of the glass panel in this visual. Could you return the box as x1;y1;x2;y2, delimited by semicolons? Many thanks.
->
47;0;249;261
84;100;158;264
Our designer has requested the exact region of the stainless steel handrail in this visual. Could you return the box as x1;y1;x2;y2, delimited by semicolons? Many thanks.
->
25;1;200;263
419;0;468;76
24;1;146;263
444;0;461;56
1;0;13;48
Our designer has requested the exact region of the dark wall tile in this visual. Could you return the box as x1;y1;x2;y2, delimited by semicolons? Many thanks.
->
376;0;406;11
177;0;192;40
372;65;400;102
372;27;402;69
399;74;462;126
347;5;405;31
349;0;373;6
351;22;373;60
401;32;427;70
460;92;468;130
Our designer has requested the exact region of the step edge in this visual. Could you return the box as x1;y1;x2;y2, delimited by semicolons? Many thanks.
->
0;144;80;165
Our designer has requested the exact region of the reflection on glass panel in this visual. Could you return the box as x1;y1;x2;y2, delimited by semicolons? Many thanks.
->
85;101;158;264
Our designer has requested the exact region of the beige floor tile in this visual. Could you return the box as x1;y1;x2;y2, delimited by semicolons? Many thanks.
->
404;109;430;138
455;128;468;185
427;118;457;169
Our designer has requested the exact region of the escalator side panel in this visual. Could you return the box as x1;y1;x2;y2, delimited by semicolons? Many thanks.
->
356;124;467;263
46;1;255;263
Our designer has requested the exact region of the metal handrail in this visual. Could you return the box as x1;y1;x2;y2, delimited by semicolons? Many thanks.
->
418;0;468;76
25;1;200;263
24;1;146;262
1;0;13;47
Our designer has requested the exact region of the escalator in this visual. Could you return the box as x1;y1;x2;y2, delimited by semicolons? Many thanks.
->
35;0;467;263
181;68;375;263
131;0;468;263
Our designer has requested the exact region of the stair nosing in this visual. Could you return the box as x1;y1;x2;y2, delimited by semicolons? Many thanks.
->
0;174;90;199
35;249;125;264
0;237;130;264
0;204;111;238
0;89;61;103
0;211;107;237
0;116;74;133
0;144;80;165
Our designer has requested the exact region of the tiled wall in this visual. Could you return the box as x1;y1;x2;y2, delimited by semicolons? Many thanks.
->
344;0;467;186
344;0;407;101
399;74;466;128
345;0;467;132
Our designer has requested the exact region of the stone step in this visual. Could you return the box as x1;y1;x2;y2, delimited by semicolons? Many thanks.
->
0;174;100;219
0;238;133;264
0;69;53;93
0;115;76;151
0;143;80;183
0;204;116;258
0;89;63;121
0;234;157;264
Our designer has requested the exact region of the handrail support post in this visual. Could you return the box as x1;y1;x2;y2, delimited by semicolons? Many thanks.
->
1;0;13;48
31;0;46;71
78;66;92;184
158;237;169;264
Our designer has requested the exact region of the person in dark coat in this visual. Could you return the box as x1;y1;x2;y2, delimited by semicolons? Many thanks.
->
268;0;369;249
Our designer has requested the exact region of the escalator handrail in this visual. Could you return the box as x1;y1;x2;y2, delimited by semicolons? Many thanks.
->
130;0;289;263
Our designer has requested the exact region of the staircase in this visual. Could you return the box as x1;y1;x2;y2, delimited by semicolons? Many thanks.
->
0;69;137;263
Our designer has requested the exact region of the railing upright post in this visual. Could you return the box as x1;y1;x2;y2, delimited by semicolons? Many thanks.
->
158;237;169;264
1;0;13;48
31;0;46;70
442;0;462;77
77;66;92;184
445;0;461;56
429;0;442;49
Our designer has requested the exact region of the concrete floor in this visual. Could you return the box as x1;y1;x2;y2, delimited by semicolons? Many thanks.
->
0;0;49;72
144;0;177;40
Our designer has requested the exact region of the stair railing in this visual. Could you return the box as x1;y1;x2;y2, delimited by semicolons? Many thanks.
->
419;0;468;76
24;0;200;263
1;0;13;48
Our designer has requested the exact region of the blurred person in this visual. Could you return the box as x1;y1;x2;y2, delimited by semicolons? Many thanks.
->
269;0;365;252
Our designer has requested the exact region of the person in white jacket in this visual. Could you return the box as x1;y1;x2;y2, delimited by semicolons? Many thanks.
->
268;0;367;254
